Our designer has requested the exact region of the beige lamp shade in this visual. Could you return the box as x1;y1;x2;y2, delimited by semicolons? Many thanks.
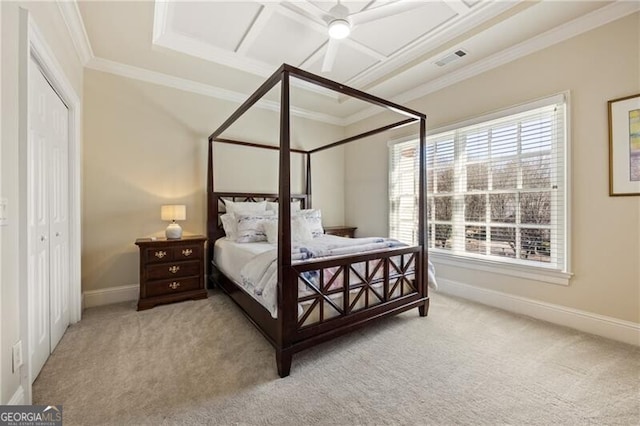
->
161;204;186;222
161;205;186;239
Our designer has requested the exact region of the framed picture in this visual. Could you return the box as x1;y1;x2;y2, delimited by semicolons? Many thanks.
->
608;93;640;196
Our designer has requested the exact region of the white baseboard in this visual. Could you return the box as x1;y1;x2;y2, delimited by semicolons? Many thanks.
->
82;284;138;309
436;278;640;347
7;385;25;405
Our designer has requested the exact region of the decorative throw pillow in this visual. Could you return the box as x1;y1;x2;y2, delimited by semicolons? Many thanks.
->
263;216;313;244
262;216;278;244
220;213;236;240
223;199;267;216
265;201;302;213
292;216;314;242
296;209;324;237
235;211;275;243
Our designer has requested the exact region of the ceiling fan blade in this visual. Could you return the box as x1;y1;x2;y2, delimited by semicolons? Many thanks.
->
350;0;425;26
287;0;330;23
321;38;340;72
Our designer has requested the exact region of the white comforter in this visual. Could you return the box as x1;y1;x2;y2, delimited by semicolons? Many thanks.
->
239;235;437;318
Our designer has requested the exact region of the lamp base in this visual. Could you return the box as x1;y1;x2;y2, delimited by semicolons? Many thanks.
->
165;222;183;239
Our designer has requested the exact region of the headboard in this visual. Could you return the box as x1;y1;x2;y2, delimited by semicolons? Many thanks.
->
209;192;309;243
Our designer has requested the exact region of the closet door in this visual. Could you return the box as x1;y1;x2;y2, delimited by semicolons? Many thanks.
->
28;57;52;379
48;70;70;352
28;57;70;380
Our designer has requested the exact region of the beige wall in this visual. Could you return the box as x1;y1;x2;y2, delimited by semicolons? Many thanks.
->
1;1;84;404
82;69;345;293
345;13;640;323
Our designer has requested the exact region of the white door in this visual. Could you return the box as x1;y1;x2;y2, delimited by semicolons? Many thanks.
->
28;57;70;381
48;67;70;351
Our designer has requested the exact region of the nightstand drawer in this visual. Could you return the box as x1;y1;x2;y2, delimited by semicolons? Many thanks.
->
144;247;174;263
173;244;202;261
146;260;201;280
145;277;201;297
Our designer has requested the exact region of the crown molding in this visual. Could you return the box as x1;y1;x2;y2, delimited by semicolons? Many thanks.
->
86;57;346;126
56;0;93;66
345;0;640;126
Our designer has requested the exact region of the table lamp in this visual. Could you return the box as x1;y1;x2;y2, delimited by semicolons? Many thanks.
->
161;204;186;239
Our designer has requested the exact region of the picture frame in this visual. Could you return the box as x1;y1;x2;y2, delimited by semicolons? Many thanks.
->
608;93;640;196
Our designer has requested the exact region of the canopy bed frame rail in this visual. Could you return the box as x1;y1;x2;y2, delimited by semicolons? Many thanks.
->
207;64;428;377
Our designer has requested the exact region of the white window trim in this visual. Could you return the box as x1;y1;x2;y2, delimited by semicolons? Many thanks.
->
430;250;573;286
390;92;573;286
431;93;567;135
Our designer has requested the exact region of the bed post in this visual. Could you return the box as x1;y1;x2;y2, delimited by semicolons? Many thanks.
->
418;116;429;317
277;68;295;377
306;153;312;208
207;137;216;283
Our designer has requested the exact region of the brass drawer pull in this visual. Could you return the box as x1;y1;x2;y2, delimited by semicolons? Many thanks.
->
154;250;167;259
168;265;180;274
182;248;193;257
168;281;181;290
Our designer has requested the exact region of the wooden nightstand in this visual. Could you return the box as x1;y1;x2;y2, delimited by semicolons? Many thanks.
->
324;226;357;238
135;235;208;310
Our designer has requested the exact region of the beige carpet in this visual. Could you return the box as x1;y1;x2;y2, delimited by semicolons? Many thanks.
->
33;290;639;425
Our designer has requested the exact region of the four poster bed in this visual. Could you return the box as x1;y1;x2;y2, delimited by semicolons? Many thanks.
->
207;64;430;377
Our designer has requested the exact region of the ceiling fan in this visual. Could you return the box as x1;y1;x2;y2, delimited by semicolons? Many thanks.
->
297;1;425;72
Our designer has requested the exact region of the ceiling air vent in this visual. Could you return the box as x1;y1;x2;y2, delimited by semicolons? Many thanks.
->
435;49;467;67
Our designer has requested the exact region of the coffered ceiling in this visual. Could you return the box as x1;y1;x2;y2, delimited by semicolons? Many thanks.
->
68;1;637;125
153;0;513;88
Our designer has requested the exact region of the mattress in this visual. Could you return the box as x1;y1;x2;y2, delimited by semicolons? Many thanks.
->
213;238;272;285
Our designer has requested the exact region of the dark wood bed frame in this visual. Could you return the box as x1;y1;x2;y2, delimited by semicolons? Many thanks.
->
207;64;428;377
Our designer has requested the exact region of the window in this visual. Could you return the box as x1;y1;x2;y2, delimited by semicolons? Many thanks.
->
389;95;570;281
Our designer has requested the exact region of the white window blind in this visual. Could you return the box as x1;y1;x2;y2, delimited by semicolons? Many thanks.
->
389;95;568;274
389;141;419;245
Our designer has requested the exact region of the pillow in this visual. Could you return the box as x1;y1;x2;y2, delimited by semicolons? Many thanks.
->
296;209;324;237
265;201;301;213
235;211;275;243
220;213;237;240
263;216;313;244
223;199;267;216
292;216;314;242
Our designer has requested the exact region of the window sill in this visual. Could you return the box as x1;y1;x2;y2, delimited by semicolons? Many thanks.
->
428;251;573;286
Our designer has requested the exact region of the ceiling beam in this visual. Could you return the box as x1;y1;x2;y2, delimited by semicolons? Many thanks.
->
443;0;472;16
236;4;278;55
299;41;327;69
345;38;387;62
283;0;327;25
277;2;327;32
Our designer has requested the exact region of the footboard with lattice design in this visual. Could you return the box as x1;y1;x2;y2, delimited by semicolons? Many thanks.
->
293;247;419;327
286;246;424;342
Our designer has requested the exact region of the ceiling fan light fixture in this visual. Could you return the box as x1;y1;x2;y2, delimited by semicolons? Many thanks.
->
328;19;350;39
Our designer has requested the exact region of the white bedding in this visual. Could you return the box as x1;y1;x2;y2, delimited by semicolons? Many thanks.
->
213;239;273;285
213;235;437;320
